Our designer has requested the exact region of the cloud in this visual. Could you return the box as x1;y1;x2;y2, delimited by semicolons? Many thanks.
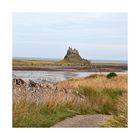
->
13;13;127;60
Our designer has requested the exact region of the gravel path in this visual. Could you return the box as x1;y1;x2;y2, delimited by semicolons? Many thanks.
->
52;114;111;128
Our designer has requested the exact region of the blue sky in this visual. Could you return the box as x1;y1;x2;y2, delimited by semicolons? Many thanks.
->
13;13;127;60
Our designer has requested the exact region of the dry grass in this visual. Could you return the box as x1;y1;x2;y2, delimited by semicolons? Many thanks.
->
13;74;128;127
56;74;127;91
115;92;128;127
13;59;57;66
102;92;128;127
13;59;91;66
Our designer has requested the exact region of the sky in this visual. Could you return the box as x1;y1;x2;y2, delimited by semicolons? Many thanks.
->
13;13;128;60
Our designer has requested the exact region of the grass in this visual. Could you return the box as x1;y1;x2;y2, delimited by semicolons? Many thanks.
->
101;92;127;127
78;86;123;114
13;59;91;66
13;74;127;127
13;59;57;66
13;101;77;127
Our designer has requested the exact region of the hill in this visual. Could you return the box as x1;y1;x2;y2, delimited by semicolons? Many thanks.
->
57;47;91;66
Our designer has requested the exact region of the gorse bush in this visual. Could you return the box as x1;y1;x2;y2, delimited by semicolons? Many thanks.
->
107;72;117;78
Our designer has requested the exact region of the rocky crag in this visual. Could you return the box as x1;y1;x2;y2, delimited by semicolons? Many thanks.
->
63;47;91;65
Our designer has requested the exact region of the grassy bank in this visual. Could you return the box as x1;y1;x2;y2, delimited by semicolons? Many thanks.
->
13;59;91;66
13;59;57;66
13;59;127;66
13;74;127;127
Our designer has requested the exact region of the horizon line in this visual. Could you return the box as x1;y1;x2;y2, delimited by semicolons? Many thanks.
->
12;56;128;61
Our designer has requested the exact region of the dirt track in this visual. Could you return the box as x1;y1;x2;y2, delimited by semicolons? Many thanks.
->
52;114;111;128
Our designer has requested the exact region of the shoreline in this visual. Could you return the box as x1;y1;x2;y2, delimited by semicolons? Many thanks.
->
13;71;127;83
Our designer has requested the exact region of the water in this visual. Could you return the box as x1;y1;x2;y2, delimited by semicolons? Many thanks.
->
13;71;127;83
13;71;94;83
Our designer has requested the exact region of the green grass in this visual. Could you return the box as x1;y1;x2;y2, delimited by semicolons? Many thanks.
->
77;87;123;114
13;104;81;127
101;92;127;127
13;74;127;127
13;102;77;127
13;87;124;127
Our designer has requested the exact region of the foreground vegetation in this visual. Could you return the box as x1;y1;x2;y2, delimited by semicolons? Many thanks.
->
13;74;127;127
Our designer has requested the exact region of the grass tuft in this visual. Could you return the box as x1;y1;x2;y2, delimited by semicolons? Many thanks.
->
102;92;127;127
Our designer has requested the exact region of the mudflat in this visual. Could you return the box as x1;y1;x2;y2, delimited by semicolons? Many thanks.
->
13;64;127;72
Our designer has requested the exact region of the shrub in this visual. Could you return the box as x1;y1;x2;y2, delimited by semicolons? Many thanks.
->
107;72;117;78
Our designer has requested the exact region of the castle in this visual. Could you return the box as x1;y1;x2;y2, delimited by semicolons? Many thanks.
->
64;47;81;60
67;47;79;54
63;47;91;65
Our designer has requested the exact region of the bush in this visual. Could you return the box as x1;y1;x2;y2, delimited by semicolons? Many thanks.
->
107;72;117;78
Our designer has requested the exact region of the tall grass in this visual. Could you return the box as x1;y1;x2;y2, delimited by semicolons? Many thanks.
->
13;92;84;127
78;86;123;114
13;74;127;127
102;92;128;127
